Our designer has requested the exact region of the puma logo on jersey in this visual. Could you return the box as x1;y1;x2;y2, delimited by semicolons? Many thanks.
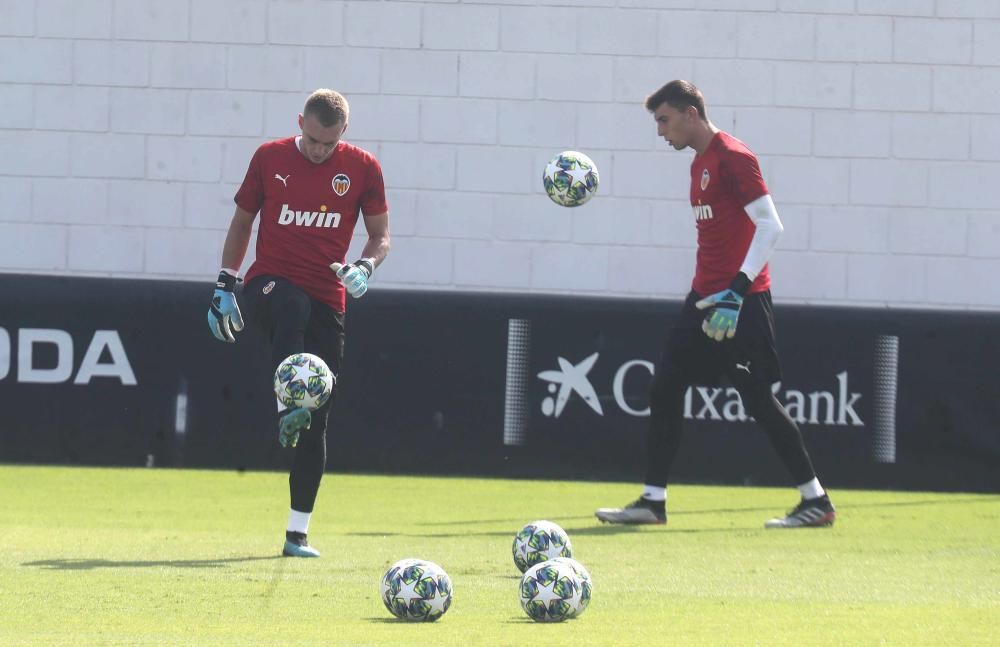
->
693;204;715;221
274;174;290;187
277;203;341;228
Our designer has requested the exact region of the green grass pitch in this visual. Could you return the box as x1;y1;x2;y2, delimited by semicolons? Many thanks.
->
0;465;996;646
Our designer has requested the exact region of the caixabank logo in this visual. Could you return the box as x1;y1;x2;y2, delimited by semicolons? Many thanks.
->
536;352;865;427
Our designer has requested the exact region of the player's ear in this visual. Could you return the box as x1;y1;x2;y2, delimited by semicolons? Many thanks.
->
298;113;304;129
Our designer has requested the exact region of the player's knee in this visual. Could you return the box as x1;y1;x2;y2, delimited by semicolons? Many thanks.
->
732;376;775;418
313;394;336;427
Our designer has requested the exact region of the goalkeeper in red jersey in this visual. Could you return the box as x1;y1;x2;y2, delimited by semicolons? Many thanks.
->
596;81;835;529
208;89;390;556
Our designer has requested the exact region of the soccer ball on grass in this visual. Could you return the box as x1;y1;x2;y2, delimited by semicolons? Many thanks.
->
512;520;573;573
380;558;453;622
519;559;585;622
549;556;593;618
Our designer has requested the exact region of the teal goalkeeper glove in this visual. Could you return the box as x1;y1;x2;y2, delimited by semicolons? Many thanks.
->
208;270;244;343
694;273;751;342
330;258;374;298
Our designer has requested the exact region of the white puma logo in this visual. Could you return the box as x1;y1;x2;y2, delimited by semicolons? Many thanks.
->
736;361;751;374
274;173;290;187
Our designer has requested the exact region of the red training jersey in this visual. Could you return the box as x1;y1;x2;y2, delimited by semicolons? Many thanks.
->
235;137;388;312
689;131;771;297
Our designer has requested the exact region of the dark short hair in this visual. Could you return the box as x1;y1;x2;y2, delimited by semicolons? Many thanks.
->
644;80;707;120
303;89;349;127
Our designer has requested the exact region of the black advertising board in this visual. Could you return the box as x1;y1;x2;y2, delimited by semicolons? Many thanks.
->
0;274;996;492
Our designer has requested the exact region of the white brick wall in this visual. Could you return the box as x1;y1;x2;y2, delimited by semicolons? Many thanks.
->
74;41;149;86
0;85;33;128
0;1;997;312
38;0;112;39
815;15;892;62
33;178;108;225
267;0;345;47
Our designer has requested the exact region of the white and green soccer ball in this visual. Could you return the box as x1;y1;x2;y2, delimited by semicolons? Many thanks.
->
273;352;334;411
549;557;592;618
512;520;573;573
543;150;600;207
380;558;453;622
519;559;585;622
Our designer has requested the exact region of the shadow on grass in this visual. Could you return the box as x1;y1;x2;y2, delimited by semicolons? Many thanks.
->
345;524;743;539
365;616;459;624
23;555;282;570
347;496;999;539
502;616;580;624
408;496;999;529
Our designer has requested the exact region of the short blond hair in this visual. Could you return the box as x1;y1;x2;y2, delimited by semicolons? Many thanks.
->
303;89;349;127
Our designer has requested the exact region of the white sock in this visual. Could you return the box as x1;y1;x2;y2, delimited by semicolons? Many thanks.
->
641;485;666;502
287;509;311;534
797;478;825;500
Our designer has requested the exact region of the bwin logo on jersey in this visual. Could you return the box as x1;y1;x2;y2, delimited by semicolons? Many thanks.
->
693;204;714;221
537;352;603;417
277;203;342;228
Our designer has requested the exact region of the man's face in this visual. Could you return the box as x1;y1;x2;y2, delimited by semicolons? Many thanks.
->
653;103;695;150
298;113;347;164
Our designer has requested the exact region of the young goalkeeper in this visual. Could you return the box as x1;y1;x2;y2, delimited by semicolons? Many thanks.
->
595;80;835;529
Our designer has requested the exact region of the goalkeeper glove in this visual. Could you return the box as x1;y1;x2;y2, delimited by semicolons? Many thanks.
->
331;258;375;298
208;270;244;343
694;273;751;342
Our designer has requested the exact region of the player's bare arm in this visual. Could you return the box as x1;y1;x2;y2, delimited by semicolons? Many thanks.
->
220;206;257;272
359;211;390;268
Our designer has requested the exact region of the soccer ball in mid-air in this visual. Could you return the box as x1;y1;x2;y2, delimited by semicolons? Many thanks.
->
380;558;453;622
512;520;573;573
549;557;593;618
273;353;334;411
543;150;600;207
519;559;585;622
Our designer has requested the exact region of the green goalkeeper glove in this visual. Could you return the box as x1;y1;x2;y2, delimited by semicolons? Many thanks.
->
694;273;751;342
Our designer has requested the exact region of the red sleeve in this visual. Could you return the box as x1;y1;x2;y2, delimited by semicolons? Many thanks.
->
234;146;265;214
723;149;768;207
361;156;388;216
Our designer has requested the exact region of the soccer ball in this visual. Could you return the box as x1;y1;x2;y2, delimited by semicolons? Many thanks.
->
380;558;453;622
543;150;600;207
512;520;573;573
550;557;592;618
519;559;584;622
273;353;334;411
